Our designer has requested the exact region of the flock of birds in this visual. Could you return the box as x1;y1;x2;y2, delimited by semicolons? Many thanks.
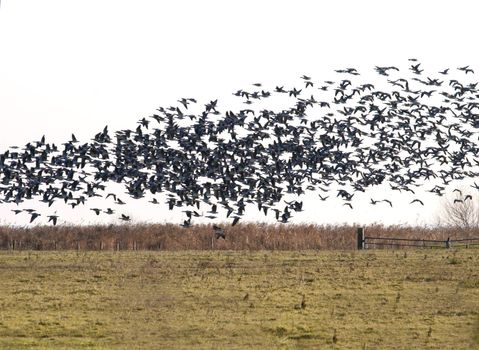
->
1;60;479;231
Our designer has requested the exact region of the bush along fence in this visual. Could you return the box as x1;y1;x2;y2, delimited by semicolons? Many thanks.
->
356;227;479;250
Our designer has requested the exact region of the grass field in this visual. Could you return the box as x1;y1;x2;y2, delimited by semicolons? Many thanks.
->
0;249;478;349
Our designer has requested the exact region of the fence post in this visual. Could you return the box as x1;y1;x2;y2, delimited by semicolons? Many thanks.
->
357;227;365;250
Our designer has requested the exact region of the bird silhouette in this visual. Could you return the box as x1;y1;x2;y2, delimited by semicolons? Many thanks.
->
120;214;131;221
213;225;225;239
47;215;59;226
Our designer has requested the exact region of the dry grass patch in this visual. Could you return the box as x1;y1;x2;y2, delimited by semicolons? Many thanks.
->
0;249;478;349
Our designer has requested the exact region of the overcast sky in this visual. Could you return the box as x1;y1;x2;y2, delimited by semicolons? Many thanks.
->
0;0;478;227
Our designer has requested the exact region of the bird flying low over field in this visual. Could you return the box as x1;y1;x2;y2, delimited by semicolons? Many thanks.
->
47;215;59;226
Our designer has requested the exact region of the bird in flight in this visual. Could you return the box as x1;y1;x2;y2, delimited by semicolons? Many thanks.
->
30;212;41;223
458;65;474;74
120;214;131;221
381;199;393;207
213;225;225;239
47;215;59;226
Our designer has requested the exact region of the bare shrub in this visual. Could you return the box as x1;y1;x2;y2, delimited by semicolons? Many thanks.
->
438;190;479;229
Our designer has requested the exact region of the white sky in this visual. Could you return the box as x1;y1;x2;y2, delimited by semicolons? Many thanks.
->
0;0;479;227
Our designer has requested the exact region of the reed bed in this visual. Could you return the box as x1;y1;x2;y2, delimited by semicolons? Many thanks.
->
0;223;478;251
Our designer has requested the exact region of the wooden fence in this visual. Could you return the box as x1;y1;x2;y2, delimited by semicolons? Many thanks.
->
357;227;479;250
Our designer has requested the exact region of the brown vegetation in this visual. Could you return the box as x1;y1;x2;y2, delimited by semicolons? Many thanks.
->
0;223;478;251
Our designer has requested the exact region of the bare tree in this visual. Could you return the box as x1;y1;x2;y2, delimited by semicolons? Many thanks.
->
439;190;479;228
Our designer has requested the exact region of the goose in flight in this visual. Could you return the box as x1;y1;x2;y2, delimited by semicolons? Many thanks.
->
120;214;131;221
47;215;59;226
213;225;225;239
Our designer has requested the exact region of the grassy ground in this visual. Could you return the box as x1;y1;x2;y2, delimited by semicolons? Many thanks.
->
0;249;478;349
